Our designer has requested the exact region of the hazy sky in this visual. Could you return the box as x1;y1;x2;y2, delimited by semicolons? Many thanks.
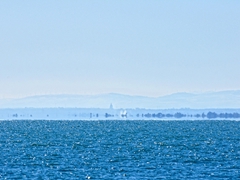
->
0;1;240;98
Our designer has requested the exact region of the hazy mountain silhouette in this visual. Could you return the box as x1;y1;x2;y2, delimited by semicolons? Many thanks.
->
0;90;240;109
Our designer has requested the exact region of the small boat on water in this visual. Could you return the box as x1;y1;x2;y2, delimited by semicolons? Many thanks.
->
120;110;127;117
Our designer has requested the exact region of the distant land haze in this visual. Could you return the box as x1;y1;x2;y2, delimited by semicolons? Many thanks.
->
0;90;239;109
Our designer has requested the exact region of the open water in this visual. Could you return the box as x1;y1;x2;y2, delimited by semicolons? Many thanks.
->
0;120;240;179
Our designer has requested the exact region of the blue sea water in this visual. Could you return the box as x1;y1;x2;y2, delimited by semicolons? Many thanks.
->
0;120;240;179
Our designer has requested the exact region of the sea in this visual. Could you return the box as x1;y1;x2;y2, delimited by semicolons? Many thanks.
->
0;120;239;179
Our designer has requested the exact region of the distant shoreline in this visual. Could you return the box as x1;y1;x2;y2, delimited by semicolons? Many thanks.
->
1;108;240;120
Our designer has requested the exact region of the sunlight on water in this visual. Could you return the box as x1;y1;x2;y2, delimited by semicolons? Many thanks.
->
0;120;240;179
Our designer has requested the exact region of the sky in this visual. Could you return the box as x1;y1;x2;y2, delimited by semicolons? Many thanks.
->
0;1;240;98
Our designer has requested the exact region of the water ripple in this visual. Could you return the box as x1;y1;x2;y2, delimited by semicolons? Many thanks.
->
0;120;240;179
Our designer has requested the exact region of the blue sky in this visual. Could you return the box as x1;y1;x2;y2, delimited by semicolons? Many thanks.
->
0;1;240;98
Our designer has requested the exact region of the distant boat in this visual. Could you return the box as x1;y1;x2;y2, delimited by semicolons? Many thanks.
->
120;110;127;117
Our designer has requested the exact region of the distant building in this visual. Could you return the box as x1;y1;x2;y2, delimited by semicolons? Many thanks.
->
109;103;113;109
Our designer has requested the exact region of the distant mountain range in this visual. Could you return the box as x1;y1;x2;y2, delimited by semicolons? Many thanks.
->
0;90;240;109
